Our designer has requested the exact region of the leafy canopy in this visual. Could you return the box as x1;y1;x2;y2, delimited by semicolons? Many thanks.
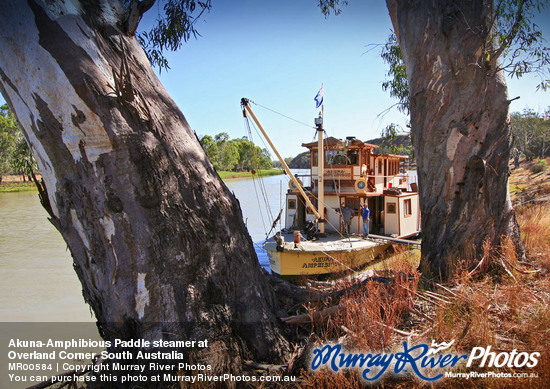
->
381;0;550;113
0;104;37;178
200;133;272;172
510;107;550;161
132;0;212;71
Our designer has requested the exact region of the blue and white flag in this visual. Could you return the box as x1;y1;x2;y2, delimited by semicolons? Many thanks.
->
314;84;323;108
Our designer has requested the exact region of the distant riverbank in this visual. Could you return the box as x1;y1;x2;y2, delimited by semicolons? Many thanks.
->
0;170;285;193
218;169;284;180
0;176;37;192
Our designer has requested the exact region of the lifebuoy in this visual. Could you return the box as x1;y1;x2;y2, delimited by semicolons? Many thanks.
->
354;178;368;192
288;178;303;191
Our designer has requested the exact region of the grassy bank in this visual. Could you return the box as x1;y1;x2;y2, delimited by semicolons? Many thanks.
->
0;169;285;192
218;169;284;180
0;181;37;193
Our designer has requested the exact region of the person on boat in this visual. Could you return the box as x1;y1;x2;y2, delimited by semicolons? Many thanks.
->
341;203;353;236
361;203;370;236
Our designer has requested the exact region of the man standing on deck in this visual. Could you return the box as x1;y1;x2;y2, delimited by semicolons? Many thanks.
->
342;203;353;236
361;203;370;237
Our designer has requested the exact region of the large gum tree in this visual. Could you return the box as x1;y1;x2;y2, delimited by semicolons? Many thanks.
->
386;0;549;279
0;0;289;378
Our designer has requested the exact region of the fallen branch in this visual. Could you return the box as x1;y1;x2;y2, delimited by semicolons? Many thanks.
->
501;256;541;275
281;305;344;325
409;306;435;324
499;258;518;282
421;277;460;298
423;290;453;304
399;285;448;309
244;360;286;372
374;320;413;337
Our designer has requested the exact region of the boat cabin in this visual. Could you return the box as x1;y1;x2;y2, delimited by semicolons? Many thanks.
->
285;136;420;238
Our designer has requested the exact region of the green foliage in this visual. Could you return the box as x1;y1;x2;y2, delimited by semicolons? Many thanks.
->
273;156;294;169
378;125;415;161
136;0;212;71
491;0;550;91
530;158;548;173
510;107;550;162
382;1;550;114
0;104;21;179
11;135;38;178
0;104;39;181
317;0;349;17
200;133;272;172
381;34;409;115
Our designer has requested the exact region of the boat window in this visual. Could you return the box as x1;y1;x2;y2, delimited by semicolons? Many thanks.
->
288;199;296;210
347;150;359;165
326;150;347;165
387;202;396;214
312;151;318;167
378;159;383;174
404;199;412;217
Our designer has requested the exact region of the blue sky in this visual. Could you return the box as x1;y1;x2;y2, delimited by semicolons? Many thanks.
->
147;0;403;158
2;1;549;159
144;0;550;158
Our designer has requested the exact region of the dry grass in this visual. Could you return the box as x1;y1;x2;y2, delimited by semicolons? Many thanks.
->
296;166;550;388
297;254;421;387
516;203;550;270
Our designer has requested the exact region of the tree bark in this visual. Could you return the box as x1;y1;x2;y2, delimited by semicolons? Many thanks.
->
0;0;288;379
386;0;523;279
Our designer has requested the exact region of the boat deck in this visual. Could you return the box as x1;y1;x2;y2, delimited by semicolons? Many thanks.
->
263;232;383;254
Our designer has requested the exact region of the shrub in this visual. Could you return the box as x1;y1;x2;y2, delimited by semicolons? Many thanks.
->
529;159;548;174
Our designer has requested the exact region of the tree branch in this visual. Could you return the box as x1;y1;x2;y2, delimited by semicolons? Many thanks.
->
126;0;156;36
488;0;525;68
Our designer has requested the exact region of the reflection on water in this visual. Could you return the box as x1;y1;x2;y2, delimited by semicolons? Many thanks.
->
225;171;303;272
0;191;94;322
0;172;300;321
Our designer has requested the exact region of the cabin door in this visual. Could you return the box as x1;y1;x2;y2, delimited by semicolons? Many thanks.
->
296;197;306;229
377;196;385;234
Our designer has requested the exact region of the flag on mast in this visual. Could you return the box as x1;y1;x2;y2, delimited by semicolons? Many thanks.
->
314;84;323;108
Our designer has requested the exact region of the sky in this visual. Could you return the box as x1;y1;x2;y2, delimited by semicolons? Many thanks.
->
2;1;549;159
142;0;550;158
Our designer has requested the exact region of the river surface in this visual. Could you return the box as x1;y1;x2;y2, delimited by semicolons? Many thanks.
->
0;171;304;322
225;170;309;272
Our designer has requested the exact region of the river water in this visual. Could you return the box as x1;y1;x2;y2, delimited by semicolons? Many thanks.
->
0;172;298;322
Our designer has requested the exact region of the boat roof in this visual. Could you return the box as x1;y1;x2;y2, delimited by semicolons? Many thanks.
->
302;136;378;149
302;137;409;159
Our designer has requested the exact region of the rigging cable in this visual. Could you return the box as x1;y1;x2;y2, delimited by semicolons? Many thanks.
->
242;115;270;236
251;101;316;130
246;117;276;223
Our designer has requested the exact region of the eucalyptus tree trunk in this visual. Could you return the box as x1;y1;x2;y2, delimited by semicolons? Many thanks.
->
0;0;288;378
387;0;523;279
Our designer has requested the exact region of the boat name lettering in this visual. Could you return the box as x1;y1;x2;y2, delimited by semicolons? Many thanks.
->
312;257;332;263
324;169;351;179
302;257;335;269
